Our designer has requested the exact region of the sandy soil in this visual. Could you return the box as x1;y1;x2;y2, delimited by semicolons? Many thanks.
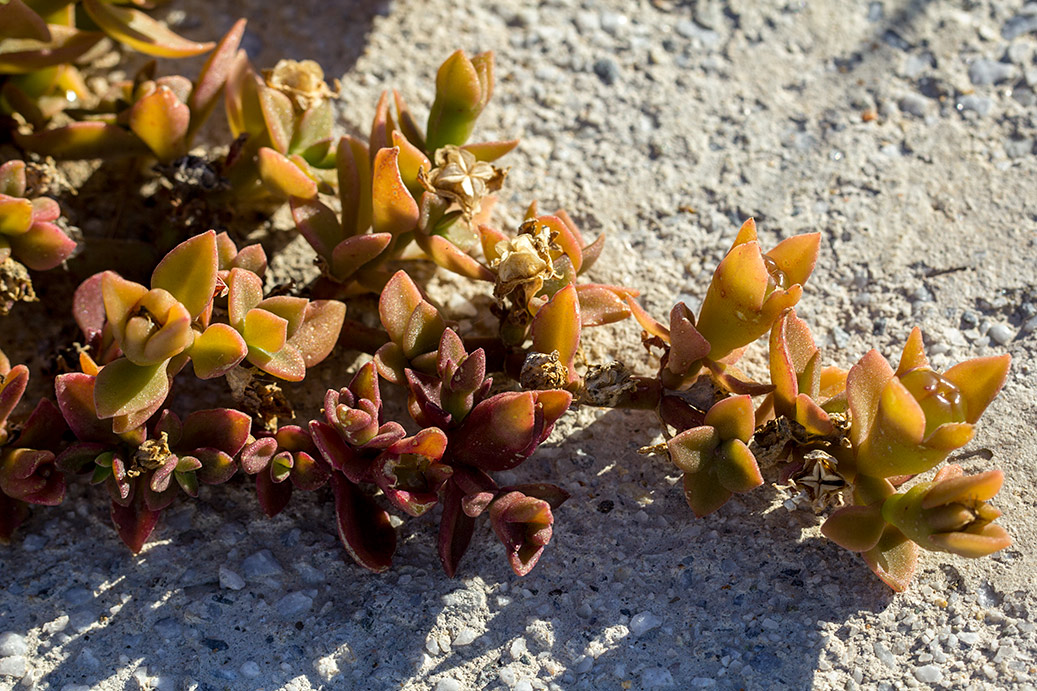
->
2;0;1037;689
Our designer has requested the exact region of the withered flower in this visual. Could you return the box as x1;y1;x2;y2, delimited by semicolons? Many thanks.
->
263;59;337;113
424;145;505;220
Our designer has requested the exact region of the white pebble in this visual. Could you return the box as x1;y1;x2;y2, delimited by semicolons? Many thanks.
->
0;655;26;677
219;566;245;590
914;664;943;683
509;637;527;660
452;628;478;647
435;680;462;691
43;615;69;634
0;633;27;657
240;661;260;678
629;611;662;637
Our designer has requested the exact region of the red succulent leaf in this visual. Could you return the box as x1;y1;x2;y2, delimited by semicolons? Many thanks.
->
55;373;120;445
438;480;476;577
489;491;555;576
0;364;28;432
178;408;251;457
0;492;31;544
450;390;571;471
72;273;108;343
0;448;64;506
330;474;396;573
256;470;293;517
309;420;370;483
110;489;162;553
194;449;237;485
240;435;276;475
15;398;68;454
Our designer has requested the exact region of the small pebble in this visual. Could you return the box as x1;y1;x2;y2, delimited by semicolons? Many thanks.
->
968;59;1017;86
1002;11;1037;40
241;550;283;580
988;323;1014;345
593;59;620;86
452;628;478;647
509;637;527;660
957;95;993;117
435;680;462;691
600;12;628;35
874;641;896;667
914;664;943;683
219;566;246;590
899;94;929;118
629;611;662;637
0;633;27;657
240;661;261;678
276;592;313;619
0;655;26;677
153;618;181;640
642;667;677;687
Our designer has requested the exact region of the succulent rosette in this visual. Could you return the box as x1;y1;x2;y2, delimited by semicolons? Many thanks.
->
54;372;250;552
666;395;763;517
848;327;1010;478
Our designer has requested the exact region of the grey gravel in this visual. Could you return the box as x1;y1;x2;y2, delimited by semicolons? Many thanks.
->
0;655;26;677
968;59;1017;86
275;592;313;619
957;94;993;117
219;565;246;590
914;664;943;683
241;550;283;580
629;611;662;636
989;323;1015;345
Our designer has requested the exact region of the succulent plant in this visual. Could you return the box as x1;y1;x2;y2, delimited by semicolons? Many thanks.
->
75;230;247;432
14;20;245;162
223;55;338;201
224;266;345;382
0;159;77;314
666;395;763;517
55;371;249;551
0;357;67;543
629;218;819;391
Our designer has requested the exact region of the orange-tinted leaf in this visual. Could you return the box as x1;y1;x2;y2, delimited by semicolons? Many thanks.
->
128;86;189;162
372;147;419;237
531;284;580;383
82;0;213;58
190;323;247;378
187;18;246;139
0;24;102;73
703;394;754;442
257;147;318;199
765;232;820;287
379;270;424;344
14;121;150;159
943;354;1011;424
337;135;372;236
846;349;894;448
461;138;519;162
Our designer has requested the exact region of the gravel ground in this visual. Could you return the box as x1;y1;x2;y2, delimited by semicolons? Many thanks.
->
3;0;1037;689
